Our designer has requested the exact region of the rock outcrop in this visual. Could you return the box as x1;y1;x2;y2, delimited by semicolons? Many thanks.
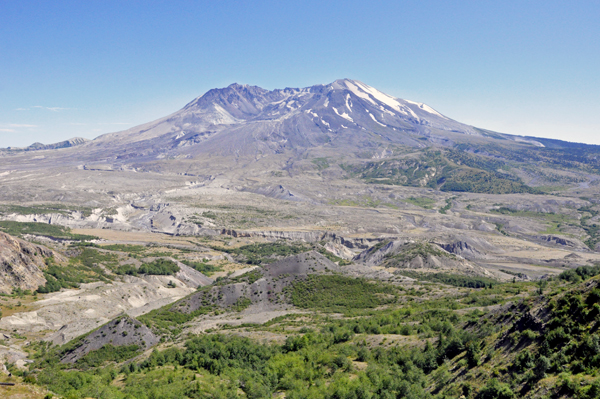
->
354;240;494;277
0;232;55;294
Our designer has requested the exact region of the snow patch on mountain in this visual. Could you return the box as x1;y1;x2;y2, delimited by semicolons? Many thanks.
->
369;113;386;127
403;99;447;119
333;107;354;122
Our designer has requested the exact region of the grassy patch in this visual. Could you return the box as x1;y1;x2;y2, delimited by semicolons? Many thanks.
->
344;149;538;194
180;260;223;276
214;241;311;265
404;197;436;209
216;269;264;285
311;157;330;171
396;271;498;288
75;344;141;369
440;169;538;194
138;302;215;335
0;221;97;241
71;248;119;268
100;244;147;257
439;197;454;214
0;204;93;217
578;204;600;249
289;275;397;312
329;196;381;208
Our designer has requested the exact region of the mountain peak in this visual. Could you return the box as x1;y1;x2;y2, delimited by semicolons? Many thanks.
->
92;79;480;154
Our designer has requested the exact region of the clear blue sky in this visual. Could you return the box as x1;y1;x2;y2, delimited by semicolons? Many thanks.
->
1;1;599;147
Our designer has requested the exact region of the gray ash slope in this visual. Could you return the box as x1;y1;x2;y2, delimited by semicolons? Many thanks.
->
60;316;159;364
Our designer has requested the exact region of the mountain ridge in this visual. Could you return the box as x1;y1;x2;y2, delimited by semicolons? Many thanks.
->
69;79;509;156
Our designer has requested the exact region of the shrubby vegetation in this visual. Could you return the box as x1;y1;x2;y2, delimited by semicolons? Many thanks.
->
290;275;398;312
578;204;600;249
397;271;498;288
342;150;539;194
0;204;93;217
100;244;148;257
0;220;97;241
213;241;351;266
404;196;437;209
559;265;600;283
115;259;180;276
37;254;112;294
19;241;600;399
181;260;223;276
31;313;497;399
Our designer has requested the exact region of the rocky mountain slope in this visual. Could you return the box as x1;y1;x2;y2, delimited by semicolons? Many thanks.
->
0;79;556;170
0;232;58;294
89;79;486;157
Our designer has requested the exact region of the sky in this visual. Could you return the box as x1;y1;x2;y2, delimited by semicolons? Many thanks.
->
1;1;599;147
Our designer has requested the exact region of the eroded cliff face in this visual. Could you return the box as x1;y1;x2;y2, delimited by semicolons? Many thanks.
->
0;232;51;294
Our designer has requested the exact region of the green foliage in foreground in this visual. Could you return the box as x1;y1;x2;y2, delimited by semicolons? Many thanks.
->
508;279;600;393
115;258;180;276
559;265;600;283
290;275;398;312
33;319;491;399
397;271;499;288
24;276;600;399
0;220;97;241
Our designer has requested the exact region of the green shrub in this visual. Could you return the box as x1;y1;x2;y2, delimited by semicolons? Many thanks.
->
559;265;600;283
290;275;397;312
181;260;223;276
478;378;515;399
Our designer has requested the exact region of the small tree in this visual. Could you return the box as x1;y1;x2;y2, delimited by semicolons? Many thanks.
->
534;355;551;379
479;378;515;399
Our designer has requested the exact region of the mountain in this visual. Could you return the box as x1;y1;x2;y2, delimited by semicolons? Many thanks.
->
58;78;554;164
7;137;89;151
4;79;598;173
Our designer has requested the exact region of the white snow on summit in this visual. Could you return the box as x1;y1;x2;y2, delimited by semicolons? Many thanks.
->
338;78;447;120
404;99;447;119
